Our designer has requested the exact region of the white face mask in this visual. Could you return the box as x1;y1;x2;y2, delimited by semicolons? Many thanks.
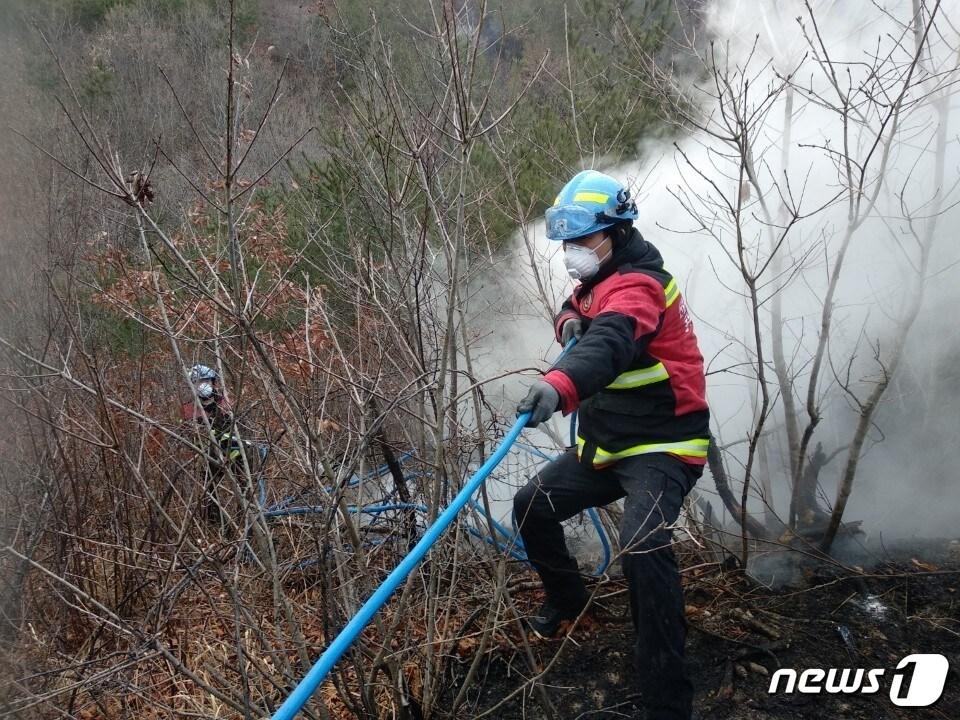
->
563;237;611;280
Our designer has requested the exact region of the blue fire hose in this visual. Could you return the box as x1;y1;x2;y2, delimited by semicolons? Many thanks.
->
268;339;578;720
270;411;530;720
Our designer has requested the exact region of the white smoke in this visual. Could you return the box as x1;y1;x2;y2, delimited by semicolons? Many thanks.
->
484;0;960;544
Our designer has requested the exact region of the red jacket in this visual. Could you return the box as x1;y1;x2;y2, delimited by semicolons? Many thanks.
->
181;394;233;436
544;229;710;466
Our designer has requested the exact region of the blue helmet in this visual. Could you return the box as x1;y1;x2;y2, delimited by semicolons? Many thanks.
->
545;170;638;242
189;364;219;383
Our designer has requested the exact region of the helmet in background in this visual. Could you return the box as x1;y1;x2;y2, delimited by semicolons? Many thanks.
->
189;364;219;384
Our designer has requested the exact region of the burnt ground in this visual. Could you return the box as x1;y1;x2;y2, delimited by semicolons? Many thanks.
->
456;539;960;719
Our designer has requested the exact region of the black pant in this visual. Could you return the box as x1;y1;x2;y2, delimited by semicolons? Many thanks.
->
513;450;702;720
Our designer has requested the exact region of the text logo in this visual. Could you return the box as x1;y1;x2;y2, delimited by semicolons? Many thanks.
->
889;655;949;707
768;654;948;707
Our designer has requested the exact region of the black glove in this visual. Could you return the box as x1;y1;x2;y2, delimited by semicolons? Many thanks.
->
561;317;584;345
516;381;560;428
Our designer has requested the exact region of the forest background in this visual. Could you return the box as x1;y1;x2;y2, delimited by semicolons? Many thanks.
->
1;0;958;718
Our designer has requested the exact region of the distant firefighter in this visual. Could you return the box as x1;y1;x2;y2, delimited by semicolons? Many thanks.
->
182;363;240;525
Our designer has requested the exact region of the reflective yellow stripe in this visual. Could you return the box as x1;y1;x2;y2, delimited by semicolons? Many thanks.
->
664;278;679;308
553;195;561;206
606;362;669;389
577;436;710;463
573;191;609;204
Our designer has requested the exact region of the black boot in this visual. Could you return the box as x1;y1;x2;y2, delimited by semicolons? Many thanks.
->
526;594;589;638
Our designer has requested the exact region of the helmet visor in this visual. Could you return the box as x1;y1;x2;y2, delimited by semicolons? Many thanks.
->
545;204;602;241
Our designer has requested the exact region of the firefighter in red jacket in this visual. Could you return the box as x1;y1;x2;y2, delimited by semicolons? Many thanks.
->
181;363;237;524
514;170;710;720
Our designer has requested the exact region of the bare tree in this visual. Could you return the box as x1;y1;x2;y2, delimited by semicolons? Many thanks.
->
619;0;959;562
0;1;604;717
